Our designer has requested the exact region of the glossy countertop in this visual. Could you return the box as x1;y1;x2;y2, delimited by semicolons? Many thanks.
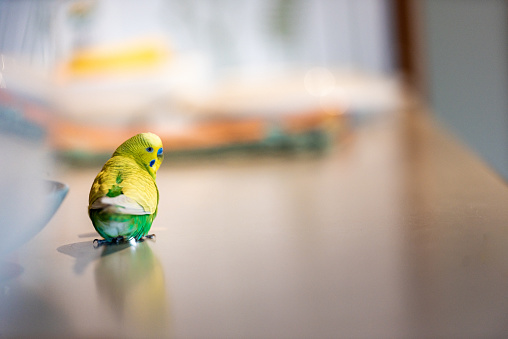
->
2;106;508;338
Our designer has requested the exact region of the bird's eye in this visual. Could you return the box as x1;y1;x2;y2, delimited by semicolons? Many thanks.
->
146;147;154;153
149;159;155;167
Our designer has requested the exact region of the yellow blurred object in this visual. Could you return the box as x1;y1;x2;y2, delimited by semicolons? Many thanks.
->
66;39;171;76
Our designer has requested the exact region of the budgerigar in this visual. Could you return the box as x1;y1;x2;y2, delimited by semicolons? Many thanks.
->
88;132;163;246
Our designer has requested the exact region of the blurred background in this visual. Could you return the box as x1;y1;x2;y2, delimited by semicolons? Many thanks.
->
0;0;401;165
1;0;506;178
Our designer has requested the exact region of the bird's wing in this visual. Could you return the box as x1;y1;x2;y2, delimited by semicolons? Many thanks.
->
89;156;158;214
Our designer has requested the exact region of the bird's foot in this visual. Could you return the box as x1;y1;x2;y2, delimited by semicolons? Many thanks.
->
113;236;126;244
93;236;126;248
138;234;156;242
93;238;108;248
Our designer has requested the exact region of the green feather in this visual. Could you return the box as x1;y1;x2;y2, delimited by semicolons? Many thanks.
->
89;209;154;241
106;184;123;198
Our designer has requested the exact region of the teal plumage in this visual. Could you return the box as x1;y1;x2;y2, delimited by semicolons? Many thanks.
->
88;133;164;244
89;210;155;241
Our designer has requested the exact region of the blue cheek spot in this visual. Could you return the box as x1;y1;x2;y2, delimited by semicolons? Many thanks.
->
149;159;155;167
157;147;163;156
146;147;154;153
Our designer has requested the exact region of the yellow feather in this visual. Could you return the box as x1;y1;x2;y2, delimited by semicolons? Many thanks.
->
89;156;158;214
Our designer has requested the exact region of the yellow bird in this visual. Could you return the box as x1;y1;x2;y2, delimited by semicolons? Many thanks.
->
88;133;163;245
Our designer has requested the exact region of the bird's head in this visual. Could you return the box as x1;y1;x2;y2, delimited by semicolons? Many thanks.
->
113;132;164;177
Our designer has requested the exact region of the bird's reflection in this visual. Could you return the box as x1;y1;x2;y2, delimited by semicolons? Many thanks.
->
94;241;169;335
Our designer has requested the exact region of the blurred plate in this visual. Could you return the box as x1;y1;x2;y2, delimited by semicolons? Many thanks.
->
44;180;69;226
0;180;68;257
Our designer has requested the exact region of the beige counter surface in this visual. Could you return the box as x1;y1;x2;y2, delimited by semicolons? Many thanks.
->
2;107;508;338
